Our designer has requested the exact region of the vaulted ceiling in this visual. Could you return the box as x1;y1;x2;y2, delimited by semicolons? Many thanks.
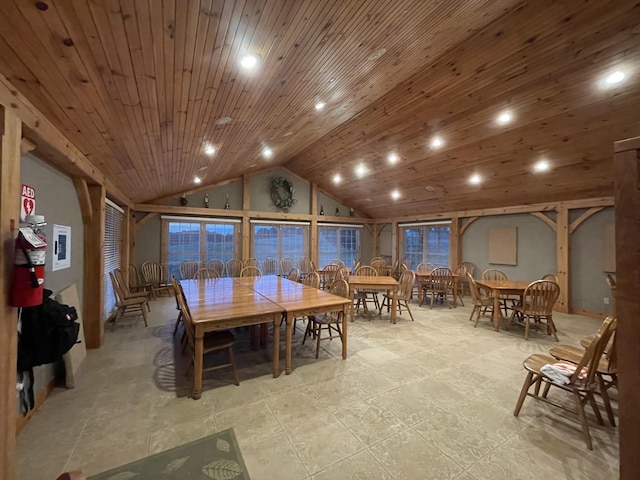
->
0;0;638;218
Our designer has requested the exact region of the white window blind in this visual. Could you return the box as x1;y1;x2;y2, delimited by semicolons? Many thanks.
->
318;225;360;268
251;222;309;262
103;201;123;321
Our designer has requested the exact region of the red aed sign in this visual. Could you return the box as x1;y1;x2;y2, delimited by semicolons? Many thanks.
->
21;184;36;221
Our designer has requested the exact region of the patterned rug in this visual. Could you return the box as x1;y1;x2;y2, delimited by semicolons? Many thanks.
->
88;428;250;480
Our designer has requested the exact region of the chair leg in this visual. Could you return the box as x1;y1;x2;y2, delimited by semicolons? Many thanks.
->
542;381;551;398
547;316;559;341
404;301;414;321
173;312;182;336
598;374;616;427
514;371;534;416
228;346;240;386
573;391;593;450
315;325;322;359
524;316;530;341
140;304;148;327
587;392;604;426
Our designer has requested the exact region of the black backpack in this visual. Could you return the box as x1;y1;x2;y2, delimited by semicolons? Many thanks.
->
17;289;80;414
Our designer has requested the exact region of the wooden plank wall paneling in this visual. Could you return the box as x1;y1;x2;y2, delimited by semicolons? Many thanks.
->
614;137;640;480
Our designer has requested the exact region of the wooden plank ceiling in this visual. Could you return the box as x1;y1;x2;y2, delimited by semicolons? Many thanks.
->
0;0;638;217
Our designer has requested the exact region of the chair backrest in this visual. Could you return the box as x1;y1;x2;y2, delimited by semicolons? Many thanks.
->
453;264;467;277
128;264;141;288
240;266;262;277
281;257;294;275
114;268;133;297
429;267;452;290
141;261;164;283
335;267;350;282
605;274;617;290
416;262;434;273
329;278;349;299
179;261;200;280
297;257;313;274
570;316;617;386
521;280;560;315
287;268;301;282
461;262;477;277
328;259;345;267
482;269;507;281
261;257;279;275
397;270;416;299
108;271;124;304
371;259;387;276
466;272;484;304
226;258;243;277
206;259;225;277
352;261;361;274
194;268;220;280
541;273;559;283
244;258;259;268
302;271;320;289
171;275;194;346
355;265;378;277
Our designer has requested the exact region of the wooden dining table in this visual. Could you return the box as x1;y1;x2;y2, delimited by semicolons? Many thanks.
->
475;279;530;331
348;276;400;323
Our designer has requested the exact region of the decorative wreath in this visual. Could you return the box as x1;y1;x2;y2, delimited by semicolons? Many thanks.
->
271;176;296;211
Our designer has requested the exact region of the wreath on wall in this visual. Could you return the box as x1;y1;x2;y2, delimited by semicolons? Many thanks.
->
271;176;296;211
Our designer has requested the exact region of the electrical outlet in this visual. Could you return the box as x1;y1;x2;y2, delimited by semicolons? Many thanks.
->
603;297;610;305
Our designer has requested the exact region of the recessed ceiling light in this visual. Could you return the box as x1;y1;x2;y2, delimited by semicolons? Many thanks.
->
329;78;336;83
282;131;294;137
533;159;551;173
469;173;482;185
194;176;202;184
368;48;387;61
354;163;367;178
315;102;325;111
240;54;260;70
425;185;434;191
262;146;273;159
391;190;400;200
204;144;216;155
332;174;342;184
603;70;626;86
430;136;444;149
388;153;399;164
496;110;513;125
216;116;232;125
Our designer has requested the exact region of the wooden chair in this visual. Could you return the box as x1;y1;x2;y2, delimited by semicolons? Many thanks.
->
261;257;279;275
128;264;152;297
171;276;239;387
193;268;220;280
114;268;152;307
379;270;415;321
240;266;262;277
542;273;559;283
244;258;259;268
287;268;301;282
303;279;349;358
550;325;618;426
354;265;380;313
421;267;454;309
179;260;200;280
140;261;172;297
206;259;225;277
320;263;341;290
460;261;477;295
335;266;350;282
297;257;314;275
370;256;384;263
452;264;467;306
371;258;388;276
170;274;186;338
109;271;149;327
302;271;320;289
226;258;243;277
514;316;617;450
281;257;295;277
467;273;494;326
416;262;435;273
328;259;345;267
482;268;512;314
507;280;560;341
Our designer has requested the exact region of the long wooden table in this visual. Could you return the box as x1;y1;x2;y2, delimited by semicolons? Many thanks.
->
181;276;351;398
475;279;529;331
348;276;399;323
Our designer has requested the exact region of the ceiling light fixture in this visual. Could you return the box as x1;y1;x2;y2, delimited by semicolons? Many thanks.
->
315;102;325;111
216;116;232;125
194;176;202;184
204;144;216;156
430;136;444;149
391;190;400;200
262;146;273;159
239;54;260;70
533;159;551;173
388;153;399;164
354;163;367;178
604;70;626;86
496;110;513;125
368;48;387;61
468;173;482;185
332;174;342;184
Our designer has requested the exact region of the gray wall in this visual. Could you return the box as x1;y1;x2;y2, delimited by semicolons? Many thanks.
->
20;153;84;395
250;169;310;214
134;214;162;267
461;213;556;282
317;191;360;218
571;208;615;315
163;179;242;210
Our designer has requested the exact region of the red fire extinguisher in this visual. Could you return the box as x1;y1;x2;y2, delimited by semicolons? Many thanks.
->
10;215;47;307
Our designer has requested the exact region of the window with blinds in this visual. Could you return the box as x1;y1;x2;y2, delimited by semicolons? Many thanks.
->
161;216;239;278
103;200;124;321
318;224;361;268
399;222;451;269
250;221;309;262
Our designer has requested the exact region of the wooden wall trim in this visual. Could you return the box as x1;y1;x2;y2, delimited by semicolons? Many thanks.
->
569;207;605;234
134;212;158;228
459;216;478;236
555;206;570;313
15;377;56;435
530;212;557;231
19;138;35;156
83;185;106;348
0;106;21;480
121;206;131;283
72;178;93;224
450;216;460;268
614;138;640;480
148;177;241;205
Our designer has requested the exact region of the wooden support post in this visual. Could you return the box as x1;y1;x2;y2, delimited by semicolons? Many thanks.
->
0;106;21;480
449;215;460;268
242;216;250;261
555;206;570;313
391;221;398;264
129;211;135;266
614;137;640;480
121;206;131;283
310;183;318;266
242;175;250;261
82;185;106;348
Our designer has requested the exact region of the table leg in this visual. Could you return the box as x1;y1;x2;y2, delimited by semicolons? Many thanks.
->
390;286;398;324
285;312;293;375
341;304;348;359
492;290;501;331
272;316;280;378
193;331;204;399
349;286;355;321
452;281;458;307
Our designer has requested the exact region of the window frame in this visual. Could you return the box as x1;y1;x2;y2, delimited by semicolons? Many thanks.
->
250;220;309;263
317;223;362;268
398;221;451;270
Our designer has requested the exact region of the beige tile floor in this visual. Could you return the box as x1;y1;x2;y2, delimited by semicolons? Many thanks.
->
17;294;619;479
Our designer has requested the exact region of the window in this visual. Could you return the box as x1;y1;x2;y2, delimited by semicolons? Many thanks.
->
318;224;361;268
104;199;123;320
399;222;451;269
161;216;239;278
251;221;309;262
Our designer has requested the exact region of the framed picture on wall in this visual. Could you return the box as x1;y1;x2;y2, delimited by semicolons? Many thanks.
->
52;224;71;271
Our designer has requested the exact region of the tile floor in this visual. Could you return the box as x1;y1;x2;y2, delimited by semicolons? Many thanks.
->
17;294;619;479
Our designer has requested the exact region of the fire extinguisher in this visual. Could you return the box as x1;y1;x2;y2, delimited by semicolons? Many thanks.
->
10;215;47;307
